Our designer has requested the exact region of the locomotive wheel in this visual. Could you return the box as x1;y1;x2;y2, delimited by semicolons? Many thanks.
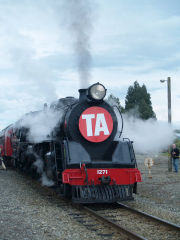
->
11;157;17;168
133;182;137;194
16;152;25;170
45;159;57;182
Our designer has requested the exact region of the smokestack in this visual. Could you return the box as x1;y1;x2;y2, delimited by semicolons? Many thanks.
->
78;89;87;102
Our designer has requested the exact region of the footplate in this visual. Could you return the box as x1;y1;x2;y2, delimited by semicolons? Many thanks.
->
72;184;134;203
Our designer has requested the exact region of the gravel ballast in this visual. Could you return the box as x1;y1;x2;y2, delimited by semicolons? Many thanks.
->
0;170;106;240
127;155;180;225
0;154;180;240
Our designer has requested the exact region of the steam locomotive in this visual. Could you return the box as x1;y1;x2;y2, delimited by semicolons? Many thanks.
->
0;83;142;203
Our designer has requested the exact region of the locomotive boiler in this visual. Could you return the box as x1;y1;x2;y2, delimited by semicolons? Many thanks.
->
0;83;142;203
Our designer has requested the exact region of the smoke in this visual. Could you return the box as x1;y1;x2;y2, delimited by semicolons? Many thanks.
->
107;98;176;155
122;114;175;155
60;0;94;88
33;157;44;175
41;172;54;187
106;98;123;138
33;156;54;187
17;106;62;186
17;108;63;143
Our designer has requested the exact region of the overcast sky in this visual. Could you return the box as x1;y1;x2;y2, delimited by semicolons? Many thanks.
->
0;0;180;130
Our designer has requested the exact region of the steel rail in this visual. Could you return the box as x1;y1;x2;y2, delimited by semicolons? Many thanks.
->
81;205;147;240
117;202;180;232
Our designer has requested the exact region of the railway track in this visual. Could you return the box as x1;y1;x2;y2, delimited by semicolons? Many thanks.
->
11;170;180;240
78;202;180;240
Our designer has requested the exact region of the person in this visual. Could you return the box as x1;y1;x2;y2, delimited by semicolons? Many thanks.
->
0;148;6;170
171;144;179;173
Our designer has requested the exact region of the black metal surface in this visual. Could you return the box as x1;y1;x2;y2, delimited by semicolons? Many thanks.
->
72;185;134;203
64;100;118;160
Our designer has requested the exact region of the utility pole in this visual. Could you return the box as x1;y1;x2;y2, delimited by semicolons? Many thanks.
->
167;77;171;124
160;77;172;172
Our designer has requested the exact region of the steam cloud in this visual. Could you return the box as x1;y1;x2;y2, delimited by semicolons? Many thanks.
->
17;108;63;143
122;115;175;155
41;172;55;187
61;0;94;88
33;155;54;187
107;98;175;155
25;146;55;186
33;157;44;175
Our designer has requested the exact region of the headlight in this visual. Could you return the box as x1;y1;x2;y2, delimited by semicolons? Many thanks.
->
89;83;106;100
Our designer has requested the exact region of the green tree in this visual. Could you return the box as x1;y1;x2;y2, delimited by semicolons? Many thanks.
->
125;81;156;119
107;94;124;112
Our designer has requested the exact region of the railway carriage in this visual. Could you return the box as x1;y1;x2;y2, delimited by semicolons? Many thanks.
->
0;83;142;203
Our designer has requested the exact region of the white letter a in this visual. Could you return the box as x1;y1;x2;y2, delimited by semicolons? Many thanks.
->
94;114;109;136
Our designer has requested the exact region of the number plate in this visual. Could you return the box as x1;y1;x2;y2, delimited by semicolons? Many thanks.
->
97;170;108;174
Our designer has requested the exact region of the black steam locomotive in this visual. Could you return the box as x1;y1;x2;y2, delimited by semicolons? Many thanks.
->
0;83;142;203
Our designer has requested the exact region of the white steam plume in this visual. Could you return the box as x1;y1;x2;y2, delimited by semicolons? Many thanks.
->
41;172;54;187
17;108;63;143
107;97;176;155
122;115;175;155
106;98;123;138
61;0;94;88
33;155;54;187
33;157;44;175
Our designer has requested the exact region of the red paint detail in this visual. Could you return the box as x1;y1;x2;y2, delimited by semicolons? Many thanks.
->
5;129;13;157
0;128;13;157
62;167;142;186
79;106;113;142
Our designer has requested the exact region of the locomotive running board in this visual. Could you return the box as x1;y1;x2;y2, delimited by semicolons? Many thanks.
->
72;185;134;203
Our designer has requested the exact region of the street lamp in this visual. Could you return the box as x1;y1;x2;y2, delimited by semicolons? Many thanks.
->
160;77;172;171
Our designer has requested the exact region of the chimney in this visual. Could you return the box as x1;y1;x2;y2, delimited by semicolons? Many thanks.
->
78;89;87;102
